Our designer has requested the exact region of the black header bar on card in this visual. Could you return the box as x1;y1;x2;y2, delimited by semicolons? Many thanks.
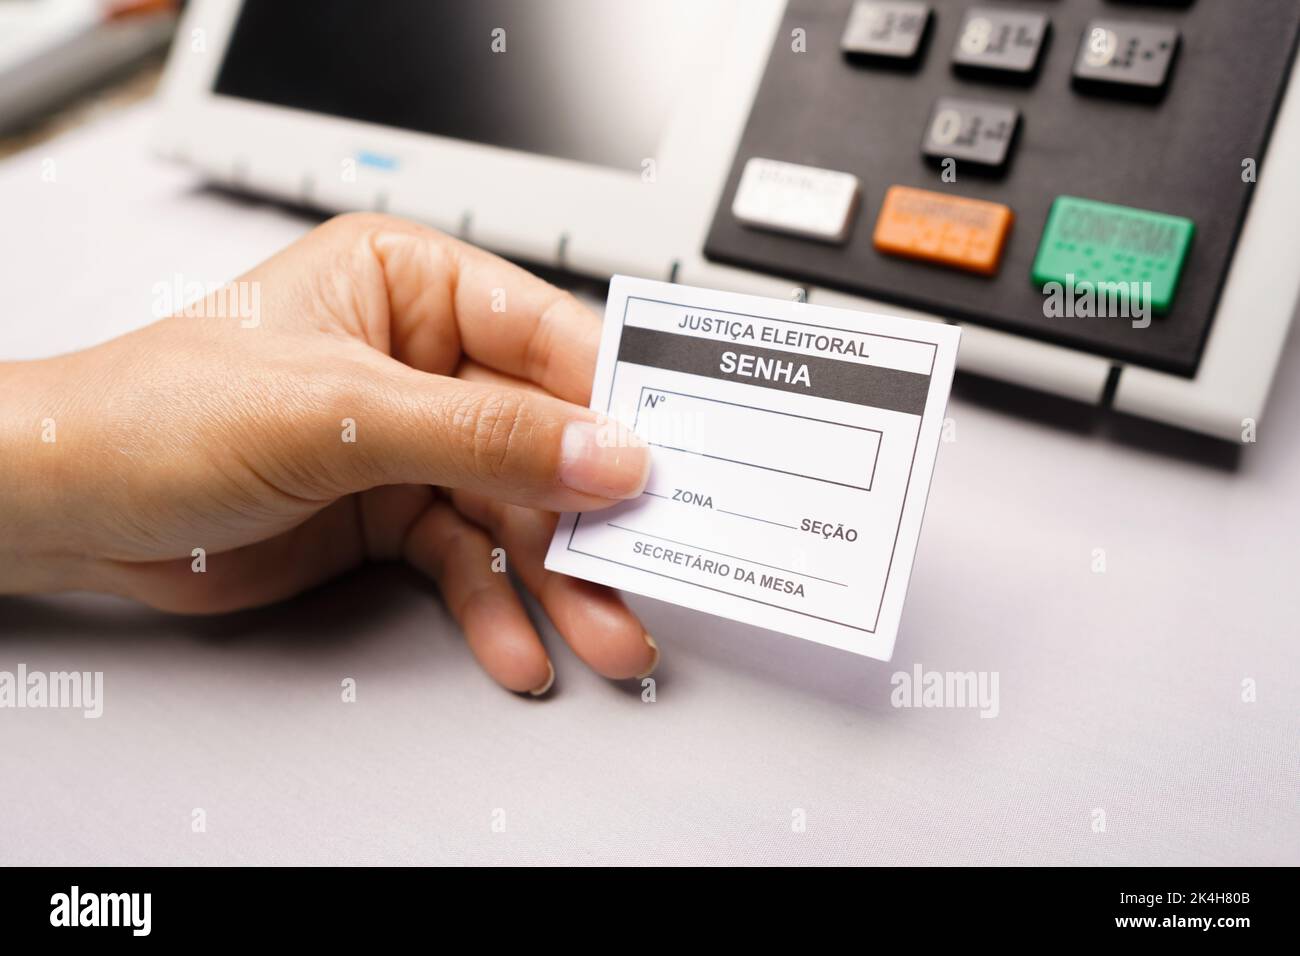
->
616;326;930;415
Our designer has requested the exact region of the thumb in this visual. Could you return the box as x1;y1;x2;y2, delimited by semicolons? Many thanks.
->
311;363;651;512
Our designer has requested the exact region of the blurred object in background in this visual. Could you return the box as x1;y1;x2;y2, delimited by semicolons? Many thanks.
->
0;0;177;138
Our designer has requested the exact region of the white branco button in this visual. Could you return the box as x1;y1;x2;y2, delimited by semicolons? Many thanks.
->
731;157;862;243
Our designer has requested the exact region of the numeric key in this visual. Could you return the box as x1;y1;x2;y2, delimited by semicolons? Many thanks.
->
952;8;1050;81
841;1;932;66
1072;19;1180;99
922;97;1020;172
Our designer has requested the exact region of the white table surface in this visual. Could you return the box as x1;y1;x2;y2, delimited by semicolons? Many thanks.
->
2;105;1297;865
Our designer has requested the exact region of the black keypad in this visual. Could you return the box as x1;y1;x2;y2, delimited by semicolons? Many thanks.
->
952;8;1050;79
921;97;1020;171
841;1;931;65
704;0;1300;378
1072;20;1180;97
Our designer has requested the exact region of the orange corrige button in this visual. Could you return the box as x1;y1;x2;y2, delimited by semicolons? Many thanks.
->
872;185;1014;276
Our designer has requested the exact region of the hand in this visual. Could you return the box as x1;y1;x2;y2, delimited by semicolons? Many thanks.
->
0;213;659;694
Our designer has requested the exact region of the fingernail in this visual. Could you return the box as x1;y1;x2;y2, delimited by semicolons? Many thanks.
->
529;660;555;697
635;633;659;680
558;420;649;500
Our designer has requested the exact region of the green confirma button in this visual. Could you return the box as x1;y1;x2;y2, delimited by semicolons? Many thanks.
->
1031;196;1194;313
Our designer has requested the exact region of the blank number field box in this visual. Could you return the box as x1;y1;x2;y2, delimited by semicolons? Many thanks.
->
632;387;882;492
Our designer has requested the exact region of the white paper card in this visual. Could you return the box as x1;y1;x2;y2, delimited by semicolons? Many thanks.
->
544;276;961;660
